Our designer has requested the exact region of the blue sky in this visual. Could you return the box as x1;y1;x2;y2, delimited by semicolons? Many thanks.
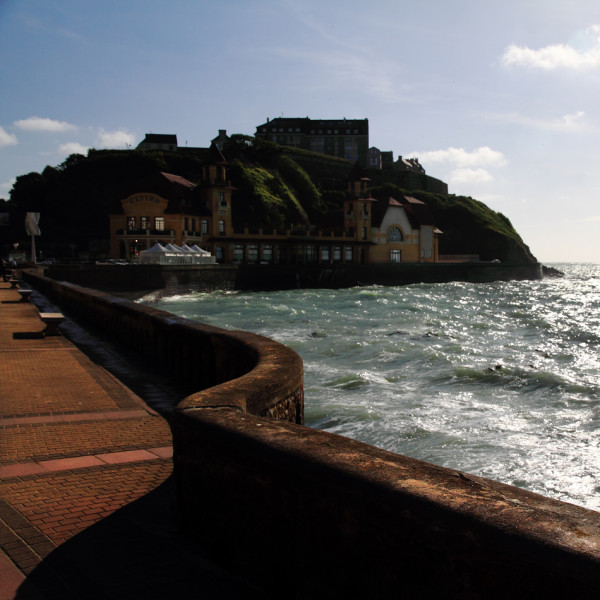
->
1;0;599;262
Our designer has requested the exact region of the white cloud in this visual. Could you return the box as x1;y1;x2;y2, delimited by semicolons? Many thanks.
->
97;129;136;148
412;146;508;169
14;116;77;133
58;142;89;155
501;25;600;70
493;111;592;133
0;127;18;147
449;168;493;185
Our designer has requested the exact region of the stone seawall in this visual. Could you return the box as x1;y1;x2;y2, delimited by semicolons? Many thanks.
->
45;261;543;295
23;270;600;599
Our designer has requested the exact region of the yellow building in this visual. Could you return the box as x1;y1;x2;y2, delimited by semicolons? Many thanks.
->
110;145;234;261
369;196;440;263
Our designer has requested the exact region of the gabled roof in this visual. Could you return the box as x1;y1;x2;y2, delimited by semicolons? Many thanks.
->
160;172;196;189
204;142;228;165
401;196;436;227
371;195;438;230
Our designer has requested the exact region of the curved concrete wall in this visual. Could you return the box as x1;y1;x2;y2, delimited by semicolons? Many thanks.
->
22;271;304;420
23;271;600;599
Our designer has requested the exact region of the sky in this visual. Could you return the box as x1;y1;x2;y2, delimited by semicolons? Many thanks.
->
1;0;599;263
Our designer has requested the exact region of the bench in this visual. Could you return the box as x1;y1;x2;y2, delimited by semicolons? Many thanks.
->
9;279;19;289
18;289;33;302
39;312;65;336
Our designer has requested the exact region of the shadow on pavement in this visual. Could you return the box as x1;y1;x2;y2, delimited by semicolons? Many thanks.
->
16;476;267;600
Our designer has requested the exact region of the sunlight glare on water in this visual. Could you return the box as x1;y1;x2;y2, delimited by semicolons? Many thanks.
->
144;264;600;511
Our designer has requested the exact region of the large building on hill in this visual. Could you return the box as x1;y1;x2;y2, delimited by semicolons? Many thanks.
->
109;146;440;265
254;117;369;166
136;134;178;152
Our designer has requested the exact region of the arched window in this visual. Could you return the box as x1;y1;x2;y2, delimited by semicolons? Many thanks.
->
388;227;403;242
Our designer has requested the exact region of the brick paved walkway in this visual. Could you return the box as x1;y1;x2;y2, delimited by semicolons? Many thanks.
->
0;281;265;600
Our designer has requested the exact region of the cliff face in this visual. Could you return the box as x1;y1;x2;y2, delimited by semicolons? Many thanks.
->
401;191;537;263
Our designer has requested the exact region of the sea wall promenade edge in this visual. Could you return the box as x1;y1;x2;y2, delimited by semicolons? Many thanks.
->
44;260;544;295
22;270;600;599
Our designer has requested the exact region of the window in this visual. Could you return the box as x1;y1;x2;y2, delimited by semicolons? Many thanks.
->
248;244;258;262
388;227;403;242
184;217;189;231
154;217;165;231
310;137;325;154
333;246;342;262
201;220;208;234
127;216;136;231
218;220;225;234
320;246;330;262
262;244;273;263
191;218;196;232
345;247;353;262
140;216;150;230
362;227;367;240
362;203;369;217
277;246;287;264
305;245;317;263
344;138;358;161
216;246;224;262
233;244;244;262
391;249;402;263
218;192;226;206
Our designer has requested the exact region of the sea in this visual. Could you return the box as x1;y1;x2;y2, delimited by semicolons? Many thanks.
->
142;263;600;512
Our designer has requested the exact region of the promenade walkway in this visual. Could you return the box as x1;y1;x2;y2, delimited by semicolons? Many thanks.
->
0;281;264;599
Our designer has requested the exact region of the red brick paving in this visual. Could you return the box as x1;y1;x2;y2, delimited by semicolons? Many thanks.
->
0;281;174;597
1;461;173;546
0;415;173;464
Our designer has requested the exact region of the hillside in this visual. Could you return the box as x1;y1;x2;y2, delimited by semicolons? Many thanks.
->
3;136;536;263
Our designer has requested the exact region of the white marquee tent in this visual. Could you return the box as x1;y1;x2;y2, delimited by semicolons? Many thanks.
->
139;243;215;265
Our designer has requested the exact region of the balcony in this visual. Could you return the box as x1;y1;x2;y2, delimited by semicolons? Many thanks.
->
116;229;175;237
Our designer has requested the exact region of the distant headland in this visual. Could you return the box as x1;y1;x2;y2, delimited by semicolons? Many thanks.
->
3;121;538;275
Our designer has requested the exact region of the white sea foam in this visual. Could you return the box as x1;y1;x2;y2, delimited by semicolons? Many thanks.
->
144;264;600;511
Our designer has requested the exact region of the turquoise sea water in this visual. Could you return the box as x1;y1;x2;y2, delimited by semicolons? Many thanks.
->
142;264;600;511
